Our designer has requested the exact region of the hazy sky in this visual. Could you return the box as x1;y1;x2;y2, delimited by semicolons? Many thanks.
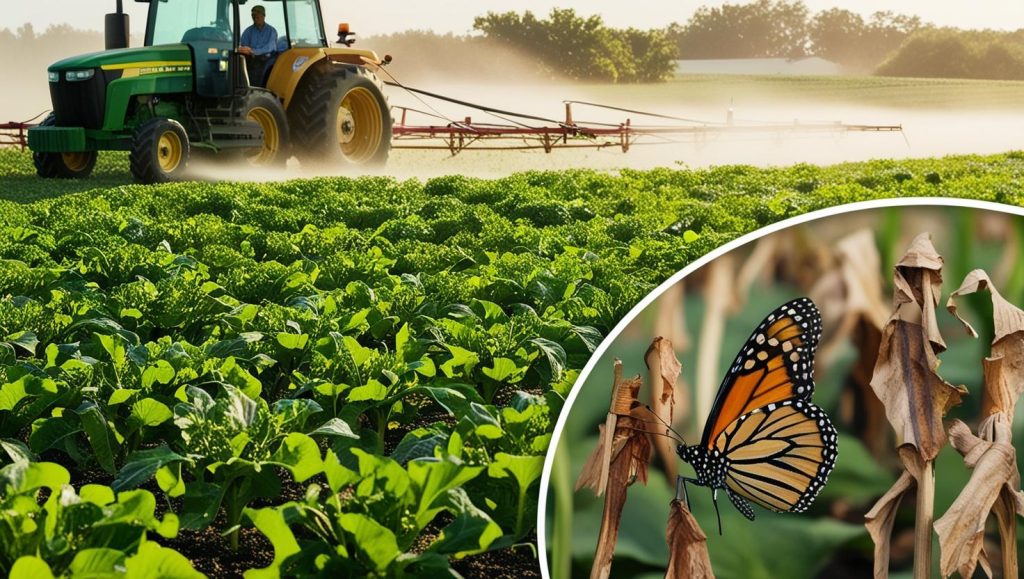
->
7;1;1024;37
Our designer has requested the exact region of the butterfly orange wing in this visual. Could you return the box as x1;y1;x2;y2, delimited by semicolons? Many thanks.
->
700;298;821;449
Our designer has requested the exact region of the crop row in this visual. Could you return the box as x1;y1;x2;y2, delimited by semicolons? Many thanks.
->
0;149;1023;576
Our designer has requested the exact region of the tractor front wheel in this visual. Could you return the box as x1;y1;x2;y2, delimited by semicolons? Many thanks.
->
33;114;97;179
242;91;290;167
290;64;391;168
130;118;190;183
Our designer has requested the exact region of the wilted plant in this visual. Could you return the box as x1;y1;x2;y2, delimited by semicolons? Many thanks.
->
937;269;1024;578
864;233;967;579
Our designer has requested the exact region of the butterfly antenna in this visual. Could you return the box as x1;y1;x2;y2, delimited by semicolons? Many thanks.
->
642;405;688;445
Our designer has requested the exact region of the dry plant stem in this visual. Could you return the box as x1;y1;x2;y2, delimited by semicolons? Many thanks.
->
914;459;934;579
576;360;652;579
696;254;735;428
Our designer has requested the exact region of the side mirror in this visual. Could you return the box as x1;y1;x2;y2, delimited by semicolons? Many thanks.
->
337;23;356;47
105;12;130;49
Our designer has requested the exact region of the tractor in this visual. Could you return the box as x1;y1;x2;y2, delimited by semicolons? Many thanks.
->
28;0;392;183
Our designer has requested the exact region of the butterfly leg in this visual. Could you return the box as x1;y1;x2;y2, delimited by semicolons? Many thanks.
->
674;475;695;508
712;488;723;535
726;487;756;521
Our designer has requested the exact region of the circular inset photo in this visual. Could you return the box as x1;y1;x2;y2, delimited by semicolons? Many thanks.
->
541;199;1024;579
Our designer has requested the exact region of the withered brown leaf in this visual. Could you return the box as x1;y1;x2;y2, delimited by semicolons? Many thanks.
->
665;500;715;579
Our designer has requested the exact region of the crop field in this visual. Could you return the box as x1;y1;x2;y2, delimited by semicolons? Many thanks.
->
1;148;1024;577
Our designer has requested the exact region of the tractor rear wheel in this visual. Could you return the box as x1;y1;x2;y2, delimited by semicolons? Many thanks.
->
242;91;290;167
289;64;391;168
33;114;97;179
130;118;190;184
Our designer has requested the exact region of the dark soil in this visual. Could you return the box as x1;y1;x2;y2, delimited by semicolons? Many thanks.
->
451;534;542;579
162;525;275;578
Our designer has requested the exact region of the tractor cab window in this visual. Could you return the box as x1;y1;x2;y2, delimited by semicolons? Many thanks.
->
285;0;327;48
149;0;233;45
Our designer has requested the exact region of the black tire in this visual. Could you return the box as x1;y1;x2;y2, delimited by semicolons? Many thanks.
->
289;63;391;168
241;90;290;168
130;118;190;184
33;114;97;179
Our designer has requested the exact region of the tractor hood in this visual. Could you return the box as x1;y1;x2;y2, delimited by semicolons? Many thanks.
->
48;44;192;72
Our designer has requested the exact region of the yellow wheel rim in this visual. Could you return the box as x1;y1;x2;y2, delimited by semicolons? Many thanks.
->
157;130;183;173
246;106;279;165
61;152;91;173
336;87;383;163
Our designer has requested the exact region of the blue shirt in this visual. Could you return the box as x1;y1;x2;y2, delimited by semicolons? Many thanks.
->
241;23;278;56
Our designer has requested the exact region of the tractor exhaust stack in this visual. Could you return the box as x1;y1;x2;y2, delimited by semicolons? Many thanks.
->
105;0;129;50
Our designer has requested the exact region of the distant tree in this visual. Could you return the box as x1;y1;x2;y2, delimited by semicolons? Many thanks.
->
810;9;921;72
675;0;810;59
876;27;1024;80
809;9;866;65
474;9;677;83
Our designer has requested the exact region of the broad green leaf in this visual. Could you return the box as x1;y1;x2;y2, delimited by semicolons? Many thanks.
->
220;358;263;400
10;556;54;579
76;401;117;474
222;383;258;429
311;417;359;439
104;489;158;524
123;542;204;579
323;449;359;492
395;322;412;361
340;513;401;571
131;398;173;428
348;379;388;402
529;337;566;381
113;445;187;491
180;481;225;529
481;357;524;382
156;512;180;539
6;331;38;356
108;388;139;406
69;548;124;575
244;507;301;579
28;416;81;455
276;332;309;350
79;484;115;505
487;453;545;492
408;457;485;530
0;374;58;411
271;398;323;430
272;432;323;483
430;488;502;556
392;430;448;464
0;439;35;464
439;345;479;378
141;360;176;389
156;463;186;498
0;461;70;493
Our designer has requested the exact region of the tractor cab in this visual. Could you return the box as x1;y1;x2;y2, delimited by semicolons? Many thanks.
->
29;0;392;183
143;0;329;93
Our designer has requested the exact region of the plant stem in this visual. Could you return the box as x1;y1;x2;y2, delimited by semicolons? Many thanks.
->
996;493;1018;578
914;459;935;579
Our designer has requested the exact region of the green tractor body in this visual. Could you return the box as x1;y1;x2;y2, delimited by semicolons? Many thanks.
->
29;0;392;182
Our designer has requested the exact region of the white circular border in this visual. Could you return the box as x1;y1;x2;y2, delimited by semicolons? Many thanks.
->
536;196;1024;577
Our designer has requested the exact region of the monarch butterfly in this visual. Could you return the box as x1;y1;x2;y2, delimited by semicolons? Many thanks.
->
676;297;837;524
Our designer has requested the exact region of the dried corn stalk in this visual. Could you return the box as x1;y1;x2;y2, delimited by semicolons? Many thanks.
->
864;233;967;579
576;360;652;579
935;270;1024;578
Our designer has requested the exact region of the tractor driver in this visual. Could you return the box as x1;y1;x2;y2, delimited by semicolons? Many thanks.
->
239;5;278;87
